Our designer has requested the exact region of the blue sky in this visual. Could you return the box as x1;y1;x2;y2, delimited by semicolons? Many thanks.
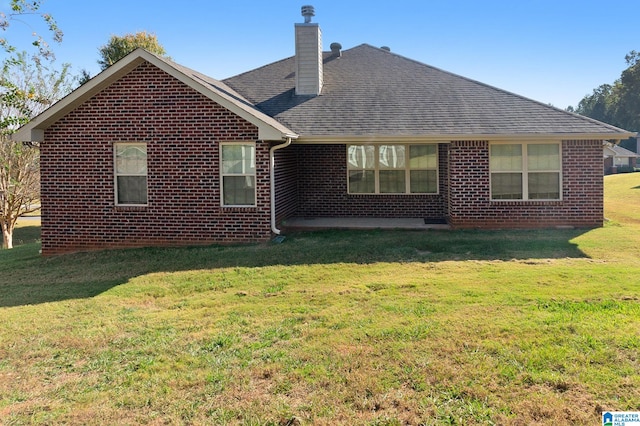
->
2;0;637;109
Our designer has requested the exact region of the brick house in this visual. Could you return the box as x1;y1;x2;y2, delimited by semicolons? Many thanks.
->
13;8;635;255
603;142;639;174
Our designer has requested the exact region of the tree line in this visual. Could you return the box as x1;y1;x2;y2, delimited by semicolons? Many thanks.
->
570;51;640;151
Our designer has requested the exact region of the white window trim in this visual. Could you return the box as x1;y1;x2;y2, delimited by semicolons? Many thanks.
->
613;156;629;167
220;142;257;207
114;142;148;206
489;141;563;201
346;143;440;195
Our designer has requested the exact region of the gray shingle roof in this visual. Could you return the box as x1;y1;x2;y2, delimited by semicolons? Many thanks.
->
224;44;632;139
608;143;639;157
148;52;297;139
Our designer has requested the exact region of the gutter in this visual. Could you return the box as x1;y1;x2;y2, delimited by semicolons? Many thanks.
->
293;132;638;144
269;136;296;235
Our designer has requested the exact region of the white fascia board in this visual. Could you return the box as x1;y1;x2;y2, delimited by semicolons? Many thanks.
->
293;132;637;144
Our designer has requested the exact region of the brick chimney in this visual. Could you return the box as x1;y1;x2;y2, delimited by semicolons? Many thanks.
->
295;5;323;96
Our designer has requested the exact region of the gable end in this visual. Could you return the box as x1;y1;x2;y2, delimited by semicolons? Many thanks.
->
12;49;296;143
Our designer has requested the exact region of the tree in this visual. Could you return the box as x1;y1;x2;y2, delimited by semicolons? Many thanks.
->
1;1;68;249
574;84;615;126
611;51;640;132
574;50;640;134
1;54;73;249
77;68;92;86
0;0;63;61
0;134;39;249
98;32;167;70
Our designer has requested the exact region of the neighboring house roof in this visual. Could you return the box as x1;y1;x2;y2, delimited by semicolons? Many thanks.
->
603;143;640;158
603;144;616;158
224;44;634;141
12;49;298;143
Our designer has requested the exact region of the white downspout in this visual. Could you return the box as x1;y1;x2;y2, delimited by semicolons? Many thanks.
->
270;136;294;235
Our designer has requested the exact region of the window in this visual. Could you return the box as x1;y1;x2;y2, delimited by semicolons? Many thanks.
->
221;143;256;206
613;156;629;168
114;143;147;205
347;144;438;194
490;142;561;200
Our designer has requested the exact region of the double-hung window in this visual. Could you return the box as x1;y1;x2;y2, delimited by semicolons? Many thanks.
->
114;143;148;205
221;143;256;206
347;144;438;194
490;142;561;200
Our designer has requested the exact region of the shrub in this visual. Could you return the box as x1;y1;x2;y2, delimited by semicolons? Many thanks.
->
615;165;635;173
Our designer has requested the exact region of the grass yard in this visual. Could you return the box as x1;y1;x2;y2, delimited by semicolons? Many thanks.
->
1;174;639;425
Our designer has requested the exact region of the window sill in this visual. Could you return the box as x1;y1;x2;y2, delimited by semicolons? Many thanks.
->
490;199;562;206
348;193;440;197
221;205;258;209
115;205;148;212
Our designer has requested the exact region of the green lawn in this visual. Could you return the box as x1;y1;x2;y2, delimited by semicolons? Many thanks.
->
1;174;639;425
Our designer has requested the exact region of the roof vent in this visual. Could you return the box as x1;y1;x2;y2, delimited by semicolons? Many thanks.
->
381;46;391;52
301;5;315;23
330;42;342;57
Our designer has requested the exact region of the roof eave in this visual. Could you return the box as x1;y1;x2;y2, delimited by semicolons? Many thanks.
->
293;132;637;144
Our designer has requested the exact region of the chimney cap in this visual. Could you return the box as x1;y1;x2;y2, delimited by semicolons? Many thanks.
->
301;5;315;23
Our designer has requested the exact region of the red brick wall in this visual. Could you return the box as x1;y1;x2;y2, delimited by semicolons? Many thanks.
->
293;144;448;219
40;62;269;255
273;145;299;223
604;156;613;174
448;140;603;229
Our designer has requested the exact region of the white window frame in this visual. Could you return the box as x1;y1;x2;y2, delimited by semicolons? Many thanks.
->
613;156;629;167
114;142;148;206
490;141;562;201
346;143;439;195
220;142;257;207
